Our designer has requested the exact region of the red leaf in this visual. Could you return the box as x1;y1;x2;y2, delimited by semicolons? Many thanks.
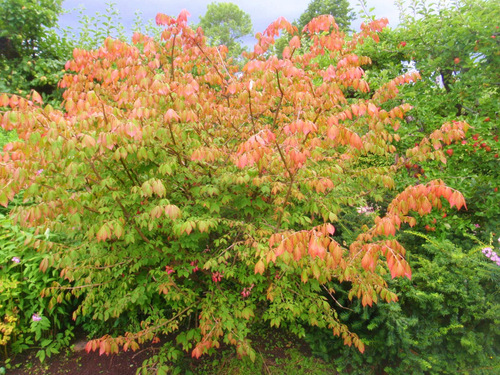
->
289;36;301;49
164;108;180;122
31;91;43;104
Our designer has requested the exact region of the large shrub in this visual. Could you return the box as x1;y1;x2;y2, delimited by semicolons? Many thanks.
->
355;0;499;239
0;11;469;371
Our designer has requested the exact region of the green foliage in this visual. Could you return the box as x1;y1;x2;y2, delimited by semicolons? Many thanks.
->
0;214;74;365
355;0;500;240
0;129;17;150
297;0;355;31
198;2;253;58
394;0;499;115
293;3;500;372
0;0;62;56
0;0;72;102
305;233;500;374
0;3;496;373
69;1;127;51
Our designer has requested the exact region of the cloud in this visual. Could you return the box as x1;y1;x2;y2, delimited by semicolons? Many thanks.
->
59;0;400;45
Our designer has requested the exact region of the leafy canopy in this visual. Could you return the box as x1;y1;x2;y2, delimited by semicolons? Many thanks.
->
0;0;71;101
0;10;468;365
297;0;355;31
197;2;253;58
356;0;499;237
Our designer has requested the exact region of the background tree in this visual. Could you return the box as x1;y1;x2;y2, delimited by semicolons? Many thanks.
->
198;2;253;58
297;0;355;31
0;0;72;101
303;1;500;372
356;0;499;237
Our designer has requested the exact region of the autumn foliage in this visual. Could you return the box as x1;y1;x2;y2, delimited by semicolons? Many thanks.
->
0;10;468;361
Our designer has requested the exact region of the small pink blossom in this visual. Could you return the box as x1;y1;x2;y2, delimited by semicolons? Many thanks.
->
482;247;500;266
11;257;20;263
241;284;255;298
32;313;42;322
190;261;199;273
165;266;175;275
36;169;43;176
356;206;375;215
211;271;222;283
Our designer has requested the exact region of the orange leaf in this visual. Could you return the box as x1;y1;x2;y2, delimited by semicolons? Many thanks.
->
254;259;265;275
164;108;180;122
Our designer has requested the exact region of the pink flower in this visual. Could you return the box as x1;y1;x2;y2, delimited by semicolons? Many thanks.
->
190;260;199;273
32;314;42;322
11;257;20;263
165;266;175;275
241;284;255;298
356;206;375;215
211;272;222;283
482;247;500;266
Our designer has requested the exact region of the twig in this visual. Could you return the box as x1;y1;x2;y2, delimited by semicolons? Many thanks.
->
322;285;354;311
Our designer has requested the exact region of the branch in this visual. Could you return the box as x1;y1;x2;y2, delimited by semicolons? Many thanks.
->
322;285;354;311
119;158;141;186
170;34;177;80
272;69;284;130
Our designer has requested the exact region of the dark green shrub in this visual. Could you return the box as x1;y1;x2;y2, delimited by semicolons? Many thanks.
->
305;233;500;374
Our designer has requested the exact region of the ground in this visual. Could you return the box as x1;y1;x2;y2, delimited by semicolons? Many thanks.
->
5;329;338;374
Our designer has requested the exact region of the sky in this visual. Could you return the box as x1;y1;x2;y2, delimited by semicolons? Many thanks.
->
59;0;402;46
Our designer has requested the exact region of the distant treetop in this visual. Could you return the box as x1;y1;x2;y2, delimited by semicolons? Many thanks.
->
198;2;253;58
297;0;355;31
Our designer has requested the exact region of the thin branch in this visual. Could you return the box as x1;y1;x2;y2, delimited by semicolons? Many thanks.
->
272;69;284;130
216;46;234;81
170;34;177;80
50;281;111;290
119;158;141;186
277;174;295;229
322;285;354;311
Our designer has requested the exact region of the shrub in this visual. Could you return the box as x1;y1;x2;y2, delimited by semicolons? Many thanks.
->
305;232;500;374
0;213;74;365
0;11;469;371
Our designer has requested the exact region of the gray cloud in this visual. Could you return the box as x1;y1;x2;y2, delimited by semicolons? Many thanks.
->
59;0;401;45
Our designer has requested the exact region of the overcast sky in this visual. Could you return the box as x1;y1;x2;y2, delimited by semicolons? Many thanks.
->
59;1;401;45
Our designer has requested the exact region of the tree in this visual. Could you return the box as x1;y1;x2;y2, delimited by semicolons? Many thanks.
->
1;11;468;371
198;2;252;58
0;0;72;101
297;0;355;31
355;0;499;236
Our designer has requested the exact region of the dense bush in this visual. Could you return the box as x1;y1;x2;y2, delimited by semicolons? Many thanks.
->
0;6;487;375
305;232;500;374
298;1;500;373
0;213;74;365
